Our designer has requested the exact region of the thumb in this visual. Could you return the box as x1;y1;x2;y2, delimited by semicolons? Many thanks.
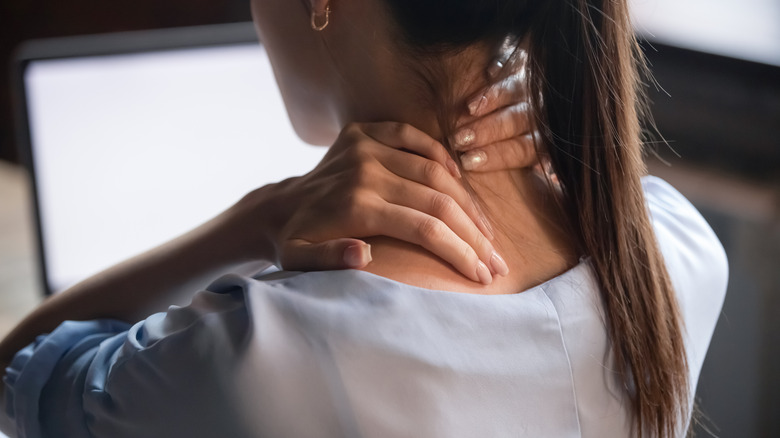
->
281;238;373;272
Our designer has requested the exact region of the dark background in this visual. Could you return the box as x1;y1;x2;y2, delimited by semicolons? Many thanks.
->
1;1;779;437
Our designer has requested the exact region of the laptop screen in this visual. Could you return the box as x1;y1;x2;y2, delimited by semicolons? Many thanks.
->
19;26;327;294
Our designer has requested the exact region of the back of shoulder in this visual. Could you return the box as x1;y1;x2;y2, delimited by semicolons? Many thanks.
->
642;176;728;368
643;176;728;295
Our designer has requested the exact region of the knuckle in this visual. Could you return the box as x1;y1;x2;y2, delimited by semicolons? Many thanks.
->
428;138;449;159
347;140;373;164
381;121;404;138
344;122;362;135
339;123;361;143
431;139;447;156
328;200;357;231
393;122;411;138
429;192;457;219
345;190;377;226
350;163;375;187
416;217;445;243
340;190;361;214
422;160;446;184
511;107;531;134
354;190;375;212
340;131;363;151
487;83;502;102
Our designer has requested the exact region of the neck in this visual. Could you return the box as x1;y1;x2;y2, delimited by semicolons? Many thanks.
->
362;167;578;294
333;33;493;144
329;21;576;292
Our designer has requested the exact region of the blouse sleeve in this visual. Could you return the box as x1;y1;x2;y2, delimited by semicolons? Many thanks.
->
2;320;131;438
2;284;251;438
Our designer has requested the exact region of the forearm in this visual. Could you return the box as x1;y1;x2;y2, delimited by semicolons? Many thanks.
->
0;188;278;368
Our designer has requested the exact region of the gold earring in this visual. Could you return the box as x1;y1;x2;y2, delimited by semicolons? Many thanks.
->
311;5;330;31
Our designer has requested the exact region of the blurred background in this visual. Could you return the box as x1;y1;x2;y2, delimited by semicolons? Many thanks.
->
0;0;778;437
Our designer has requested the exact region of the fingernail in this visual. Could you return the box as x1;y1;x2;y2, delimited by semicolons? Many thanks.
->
476;261;493;285
344;243;371;268
468;95;488;116
460;150;487;171
446;158;462;179
487;59;504;79
453;128;476;149
490;251;509;276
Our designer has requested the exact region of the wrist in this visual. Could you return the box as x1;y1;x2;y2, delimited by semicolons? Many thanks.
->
229;179;294;264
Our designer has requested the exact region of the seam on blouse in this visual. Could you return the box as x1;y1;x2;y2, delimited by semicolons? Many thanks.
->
83;302;249;438
73;333;121;438
104;305;245;385
82;328;173;438
540;285;583;437
104;290;248;379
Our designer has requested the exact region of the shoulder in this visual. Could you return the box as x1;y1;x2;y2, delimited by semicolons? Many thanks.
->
217;269;409;315
641;175;728;300
641;175;728;372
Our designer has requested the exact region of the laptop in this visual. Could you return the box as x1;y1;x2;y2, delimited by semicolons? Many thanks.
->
12;23;328;296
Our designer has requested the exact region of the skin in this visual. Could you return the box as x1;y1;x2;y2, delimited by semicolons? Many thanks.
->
0;0;551;406
252;0;578;294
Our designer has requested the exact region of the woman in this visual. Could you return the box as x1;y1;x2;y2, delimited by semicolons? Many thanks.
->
1;0;727;437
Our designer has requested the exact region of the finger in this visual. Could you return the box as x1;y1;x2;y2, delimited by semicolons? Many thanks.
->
281;238;372;271
360;122;462;178
377;147;494;241
488;40;527;79
464;71;528;119
380;178;503;275
468;47;529;117
460;133;539;172
452;103;532;151
373;202;494;285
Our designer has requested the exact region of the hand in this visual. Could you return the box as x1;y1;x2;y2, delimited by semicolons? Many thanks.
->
239;57;535;282
452;55;540;173
242;122;506;285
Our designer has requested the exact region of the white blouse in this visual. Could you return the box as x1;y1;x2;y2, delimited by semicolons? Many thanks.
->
1;176;728;438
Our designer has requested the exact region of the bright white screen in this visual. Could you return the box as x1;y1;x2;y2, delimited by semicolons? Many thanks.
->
25;44;327;293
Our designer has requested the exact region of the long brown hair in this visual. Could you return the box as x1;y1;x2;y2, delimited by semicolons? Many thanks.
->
384;0;689;436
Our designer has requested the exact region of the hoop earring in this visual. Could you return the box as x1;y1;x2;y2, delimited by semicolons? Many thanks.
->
311;5;330;31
